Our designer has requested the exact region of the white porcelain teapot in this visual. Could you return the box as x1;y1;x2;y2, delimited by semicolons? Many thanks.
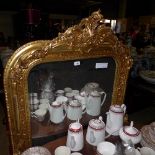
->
119;121;142;145
81;82;107;116
106;104;126;135
66;120;84;151
86;116;105;146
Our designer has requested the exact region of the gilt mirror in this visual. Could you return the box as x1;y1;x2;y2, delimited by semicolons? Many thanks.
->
4;11;132;154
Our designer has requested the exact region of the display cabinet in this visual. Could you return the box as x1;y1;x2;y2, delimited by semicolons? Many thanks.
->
3;11;132;155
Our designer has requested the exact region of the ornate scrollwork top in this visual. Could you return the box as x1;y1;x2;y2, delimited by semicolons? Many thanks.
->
9;10;132;83
49;10;123;52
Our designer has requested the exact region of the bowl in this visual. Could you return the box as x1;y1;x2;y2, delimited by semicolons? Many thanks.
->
21;146;51;155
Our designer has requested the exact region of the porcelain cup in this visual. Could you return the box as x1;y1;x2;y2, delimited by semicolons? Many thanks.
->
72;90;80;96
32;108;47;122
55;89;65;97
54;146;71;155
65;92;74;102
56;96;68;104
97;141;116;155
64;87;72;93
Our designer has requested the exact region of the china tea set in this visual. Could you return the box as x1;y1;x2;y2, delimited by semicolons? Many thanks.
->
65;116;142;153
30;82;107;123
29;82;153;155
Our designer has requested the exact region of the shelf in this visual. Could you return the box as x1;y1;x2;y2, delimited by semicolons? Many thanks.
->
31;111;99;144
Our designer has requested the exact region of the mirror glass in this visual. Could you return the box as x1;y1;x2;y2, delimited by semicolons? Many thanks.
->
28;56;116;146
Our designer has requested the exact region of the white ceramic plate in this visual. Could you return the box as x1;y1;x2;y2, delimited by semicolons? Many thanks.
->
21;146;51;155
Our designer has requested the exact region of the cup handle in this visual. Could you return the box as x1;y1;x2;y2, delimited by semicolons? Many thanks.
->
63;108;67;120
82;105;86;114
101;91;107;106
121;104;126;114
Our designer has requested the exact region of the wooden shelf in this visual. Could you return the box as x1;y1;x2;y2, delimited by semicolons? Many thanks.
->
31;111;98;139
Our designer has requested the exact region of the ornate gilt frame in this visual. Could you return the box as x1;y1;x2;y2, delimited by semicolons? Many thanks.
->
4;11;132;155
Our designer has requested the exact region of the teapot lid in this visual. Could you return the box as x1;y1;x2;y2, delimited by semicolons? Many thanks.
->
86;82;99;89
89;116;105;130
69;120;82;132
69;100;81;107
81;82;103;94
90;90;101;97
51;101;62;107
110;104;124;113
123;121;140;137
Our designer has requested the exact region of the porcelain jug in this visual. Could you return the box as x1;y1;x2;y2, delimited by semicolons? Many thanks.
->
66;120;84;151
48;101;66;124
66;100;86;121
86;90;106;116
81;82;106;116
106;104;126;135
86;116;105;146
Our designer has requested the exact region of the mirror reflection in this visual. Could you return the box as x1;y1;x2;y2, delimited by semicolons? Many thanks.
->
28;57;116;146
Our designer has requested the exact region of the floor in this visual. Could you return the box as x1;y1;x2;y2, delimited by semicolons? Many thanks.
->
0;103;155;155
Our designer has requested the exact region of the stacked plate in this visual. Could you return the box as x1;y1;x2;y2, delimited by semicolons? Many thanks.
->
140;122;155;151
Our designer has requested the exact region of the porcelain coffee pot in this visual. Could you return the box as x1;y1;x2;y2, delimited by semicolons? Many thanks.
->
119;121;142;145
66;120;84;151
86;116;105;146
106;104;126;135
48;101;66;124
65;100;86;121
86;90;106;116
81;82;106;116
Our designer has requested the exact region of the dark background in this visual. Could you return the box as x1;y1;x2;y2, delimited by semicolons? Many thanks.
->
0;0;155;18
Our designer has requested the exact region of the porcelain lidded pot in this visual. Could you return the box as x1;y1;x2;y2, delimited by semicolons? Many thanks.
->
119;121;142;145
106;104;126;136
48;101;66;124
86;116;105;146
81;82;107;117
66;120;84;152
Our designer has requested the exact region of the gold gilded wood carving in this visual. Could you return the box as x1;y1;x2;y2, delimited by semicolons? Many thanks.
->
4;11;132;154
